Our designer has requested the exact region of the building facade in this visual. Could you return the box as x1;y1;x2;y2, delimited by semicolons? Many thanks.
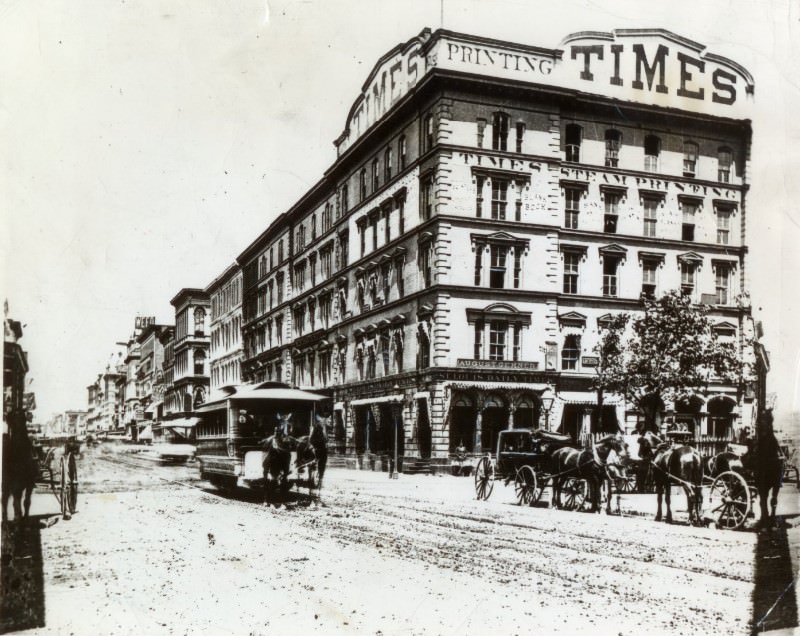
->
165;289;210;414
236;28;759;467
207;264;243;389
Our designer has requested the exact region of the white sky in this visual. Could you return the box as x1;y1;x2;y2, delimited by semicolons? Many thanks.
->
2;0;799;429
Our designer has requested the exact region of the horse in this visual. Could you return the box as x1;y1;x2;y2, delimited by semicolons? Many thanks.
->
550;434;628;514
750;409;784;529
638;431;703;525
261;413;296;505
294;414;329;498
2;410;38;522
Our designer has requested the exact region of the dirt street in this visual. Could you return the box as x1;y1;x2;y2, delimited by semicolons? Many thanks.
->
1;445;798;635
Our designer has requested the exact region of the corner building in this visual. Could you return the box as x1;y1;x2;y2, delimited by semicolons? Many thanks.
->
238;28;759;470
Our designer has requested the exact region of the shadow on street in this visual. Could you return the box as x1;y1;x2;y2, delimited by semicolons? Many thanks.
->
750;517;798;633
0;515;55;634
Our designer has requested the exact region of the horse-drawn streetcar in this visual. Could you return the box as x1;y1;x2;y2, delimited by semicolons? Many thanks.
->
194;382;329;503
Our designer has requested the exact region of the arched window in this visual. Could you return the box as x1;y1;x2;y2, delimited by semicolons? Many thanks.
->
360;168;367;201
398;135;407;170
565;124;582;162
193;307;206;336
384;146;392;181
194;350;206;376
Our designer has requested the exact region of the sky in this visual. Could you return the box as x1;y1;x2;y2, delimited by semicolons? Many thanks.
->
2;0;799;430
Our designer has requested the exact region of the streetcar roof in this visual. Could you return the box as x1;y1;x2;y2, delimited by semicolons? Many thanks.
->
197;382;327;412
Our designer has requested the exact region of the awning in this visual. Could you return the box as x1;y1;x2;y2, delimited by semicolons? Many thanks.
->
161;417;199;429
558;391;623;405
350;394;403;406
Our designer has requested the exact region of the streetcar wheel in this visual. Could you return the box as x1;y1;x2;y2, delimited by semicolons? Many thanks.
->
708;471;750;530
67;453;78;514
474;457;494;501
559;477;588;511
514;465;539;506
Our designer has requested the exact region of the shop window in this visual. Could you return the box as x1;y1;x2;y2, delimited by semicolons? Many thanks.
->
565;124;582;162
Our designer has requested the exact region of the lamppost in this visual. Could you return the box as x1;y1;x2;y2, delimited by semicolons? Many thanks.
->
390;384;401;479
541;390;554;431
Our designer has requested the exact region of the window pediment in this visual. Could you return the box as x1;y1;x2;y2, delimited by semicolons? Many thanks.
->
677;252;704;265
559;178;589;191
466;304;532;325
472;166;532;183
599;243;628;258
638;250;665;263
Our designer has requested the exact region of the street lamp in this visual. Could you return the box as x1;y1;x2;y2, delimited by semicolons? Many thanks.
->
541;389;554;431
390;384;401;479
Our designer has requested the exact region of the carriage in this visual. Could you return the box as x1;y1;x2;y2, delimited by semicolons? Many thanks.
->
33;437;79;519
473;428;588;509
194;382;328;499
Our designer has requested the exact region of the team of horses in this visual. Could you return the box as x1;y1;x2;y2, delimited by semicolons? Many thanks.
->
515;408;785;530
260;412;329;506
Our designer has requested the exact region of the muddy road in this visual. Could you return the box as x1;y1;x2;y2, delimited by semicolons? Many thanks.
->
2;445;797;634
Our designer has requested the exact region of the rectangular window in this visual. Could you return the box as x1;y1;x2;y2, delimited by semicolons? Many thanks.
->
489;245;507;289
643;198;658;237
491;179;508;220
565;188;580;229
718;148;733;183
513;249;521;289
489;320;507;361
604;193;619;233
276;273;284;304
360;169;367;201
563;252;579;294
561;335;580;370
370;214;378;251
715;265;730;304
399;136;407;170
565;124;582;162
398;199;405;235
424;114;434;152
683;142;698;177
359;222;366;257
681;262;695;297
420;245;432;288
512;324;521;361
474;246;482;286
381;264;390;300
422;177;434;221
515;180;523;221
717;208;731;244
605;130;621;167
476;118;486;148
476;176;485;218
681;201;697;241
644;135;660;172
492;112;509;151
473;321;483;360
602;258;619;298
384;147;392;182
309;255;317;287
515;122;525;153
642;261;657;298
372;159;379;192
383;207;391;245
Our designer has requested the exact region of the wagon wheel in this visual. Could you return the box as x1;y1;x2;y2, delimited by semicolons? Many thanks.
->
474;456;494;501
66;452;78;514
557;477;588;511
616;469;637;494
708;471;750;530
58;457;70;518
39;448;56;493
514;465;540;506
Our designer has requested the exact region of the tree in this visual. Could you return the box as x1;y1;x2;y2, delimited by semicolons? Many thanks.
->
594;290;743;433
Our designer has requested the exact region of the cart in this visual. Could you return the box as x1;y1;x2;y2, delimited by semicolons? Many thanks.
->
473;429;581;508
35;438;79;519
